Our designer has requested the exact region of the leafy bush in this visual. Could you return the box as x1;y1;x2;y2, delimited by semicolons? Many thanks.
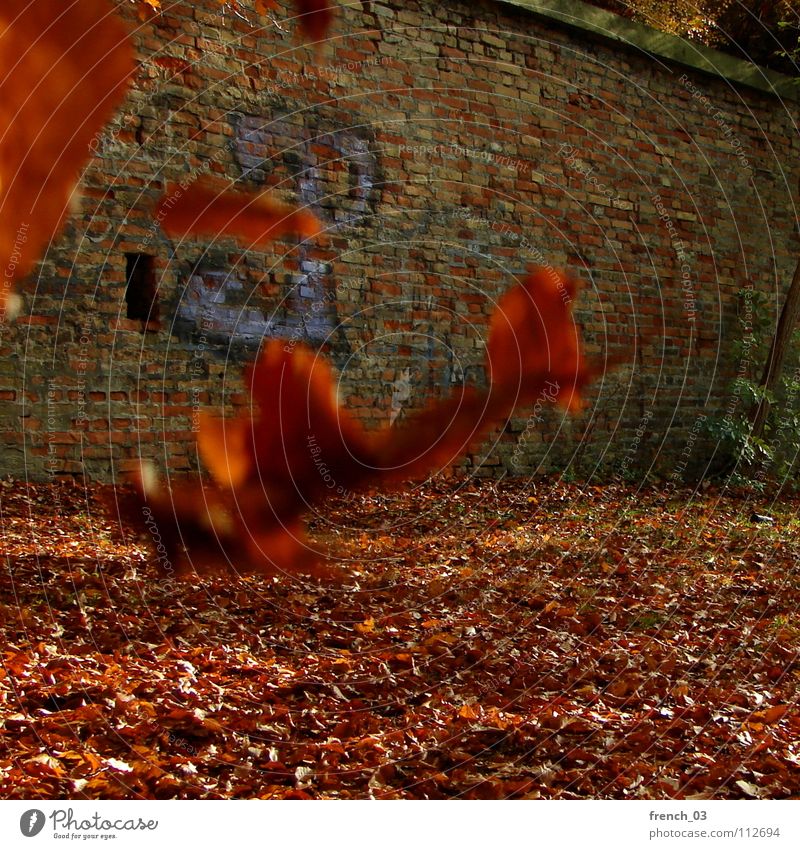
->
703;287;800;489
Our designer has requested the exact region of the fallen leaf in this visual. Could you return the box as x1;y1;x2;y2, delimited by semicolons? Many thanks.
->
354;617;376;634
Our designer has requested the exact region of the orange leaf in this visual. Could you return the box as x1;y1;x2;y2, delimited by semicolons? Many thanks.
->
487;268;587;410
295;0;335;44
376;268;592;480
156;177;321;247
0;0;134;317
119;461;328;579
244;340;375;511
762;704;790;724
197;412;252;489
374;386;493;482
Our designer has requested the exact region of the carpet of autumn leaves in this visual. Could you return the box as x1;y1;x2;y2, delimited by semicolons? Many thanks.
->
0;477;798;799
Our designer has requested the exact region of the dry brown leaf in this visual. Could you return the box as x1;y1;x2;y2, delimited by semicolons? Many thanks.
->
0;0;134;318
156;177;321;247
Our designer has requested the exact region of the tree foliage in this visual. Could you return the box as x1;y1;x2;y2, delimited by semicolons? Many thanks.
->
588;1;800;75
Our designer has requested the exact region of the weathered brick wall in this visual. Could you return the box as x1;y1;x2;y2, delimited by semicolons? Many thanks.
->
2;0;798;482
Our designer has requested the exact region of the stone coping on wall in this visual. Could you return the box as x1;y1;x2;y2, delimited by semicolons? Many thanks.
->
497;0;799;100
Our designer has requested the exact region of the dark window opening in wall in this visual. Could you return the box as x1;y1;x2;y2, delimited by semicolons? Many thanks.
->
125;253;160;331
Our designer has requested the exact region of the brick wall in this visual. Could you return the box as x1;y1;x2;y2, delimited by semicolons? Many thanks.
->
2;0;798;482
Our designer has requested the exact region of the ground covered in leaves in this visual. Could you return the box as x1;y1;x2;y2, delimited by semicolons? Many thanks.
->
0;477;798;799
